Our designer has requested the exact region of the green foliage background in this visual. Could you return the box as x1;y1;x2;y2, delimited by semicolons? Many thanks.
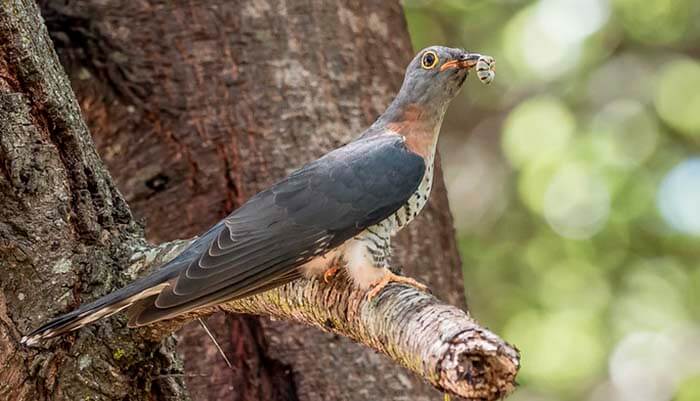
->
404;1;700;400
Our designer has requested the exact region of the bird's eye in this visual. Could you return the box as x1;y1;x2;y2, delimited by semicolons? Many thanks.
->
421;51;439;70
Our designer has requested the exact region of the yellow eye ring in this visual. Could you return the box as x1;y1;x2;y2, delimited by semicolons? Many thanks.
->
421;50;439;69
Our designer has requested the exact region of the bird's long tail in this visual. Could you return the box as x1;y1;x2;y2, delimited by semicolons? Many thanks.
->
20;267;176;346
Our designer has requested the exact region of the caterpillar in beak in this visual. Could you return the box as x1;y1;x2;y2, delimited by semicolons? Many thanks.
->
475;55;495;85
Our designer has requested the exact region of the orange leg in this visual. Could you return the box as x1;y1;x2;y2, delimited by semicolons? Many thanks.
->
366;271;429;300
323;266;340;283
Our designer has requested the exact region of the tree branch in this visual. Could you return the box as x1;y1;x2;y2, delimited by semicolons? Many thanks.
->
130;241;520;400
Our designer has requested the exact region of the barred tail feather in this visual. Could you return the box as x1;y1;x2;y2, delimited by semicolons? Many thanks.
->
20;281;169;346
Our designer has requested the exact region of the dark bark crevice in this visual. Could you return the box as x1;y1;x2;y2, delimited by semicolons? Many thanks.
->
38;0;153;109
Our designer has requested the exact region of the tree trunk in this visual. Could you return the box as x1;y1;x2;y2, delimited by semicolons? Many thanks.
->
0;1;515;400
0;1;188;400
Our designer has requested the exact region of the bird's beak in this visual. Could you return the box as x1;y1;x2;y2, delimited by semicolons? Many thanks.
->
439;53;481;72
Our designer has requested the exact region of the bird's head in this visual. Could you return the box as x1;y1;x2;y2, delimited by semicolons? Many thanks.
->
377;46;488;129
372;46;492;158
395;46;482;109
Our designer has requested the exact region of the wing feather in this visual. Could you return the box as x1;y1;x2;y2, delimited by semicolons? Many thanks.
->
129;133;425;326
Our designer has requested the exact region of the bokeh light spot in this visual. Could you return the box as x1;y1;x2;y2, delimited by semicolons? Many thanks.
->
610;332;677;401
590;100;659;168
538;259;611;312
543;163;610;239
611;259;691;337
535;0;610;45
608;329;700;401
657;158;700;236
612;0;694;44
676;375;700;401
519;156;561;214
504;310;605;391
503;96;575;169
587;54;656;105
655;59;700;137
503;6;581;81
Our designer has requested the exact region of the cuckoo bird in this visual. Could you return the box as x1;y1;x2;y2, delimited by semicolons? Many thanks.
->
22;46;495;345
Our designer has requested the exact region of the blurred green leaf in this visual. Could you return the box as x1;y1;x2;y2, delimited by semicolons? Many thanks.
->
676;375;700;401
655;58;700;137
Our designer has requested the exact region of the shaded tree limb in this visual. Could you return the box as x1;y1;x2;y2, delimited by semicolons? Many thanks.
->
130;241;521;400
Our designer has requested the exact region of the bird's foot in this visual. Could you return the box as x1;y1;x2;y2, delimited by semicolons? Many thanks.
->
366;271;429;301
323;266;340;283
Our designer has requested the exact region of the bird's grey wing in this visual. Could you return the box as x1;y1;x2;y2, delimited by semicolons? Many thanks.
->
129;133;426;326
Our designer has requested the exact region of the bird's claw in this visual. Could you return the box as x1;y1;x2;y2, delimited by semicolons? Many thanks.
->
323;266;340;283
366;272;429;301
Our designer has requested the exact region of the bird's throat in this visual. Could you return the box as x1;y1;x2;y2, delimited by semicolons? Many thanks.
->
383;103;444;159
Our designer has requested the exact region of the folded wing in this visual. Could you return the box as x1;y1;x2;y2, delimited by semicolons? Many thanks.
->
129;133;426;326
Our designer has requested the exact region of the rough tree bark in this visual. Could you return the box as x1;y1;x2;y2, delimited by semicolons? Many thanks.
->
1;1;519;400
0;1;188;400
